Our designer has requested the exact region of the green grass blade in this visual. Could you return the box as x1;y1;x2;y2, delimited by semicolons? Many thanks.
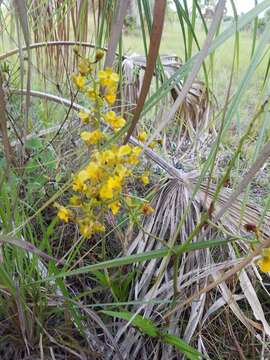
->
35;238;234;283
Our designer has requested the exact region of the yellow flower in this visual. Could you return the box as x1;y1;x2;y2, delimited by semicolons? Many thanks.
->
57;206;71;222
127;146;142;165
138;131;147;142
72;175;87;192
81;130;104;145
104;111;116;123
95;49;105;61
149;140;158;149
108;201;121;215
104;111;126;130
85;162;102;181
114;117;126;130
133;146;142;156
108;175;122;191
98;67;119;87
258;257;270;273
127;155;139;165
95;149;116;166
118;144;132;157
141;203;155;216
78;169;91;183
72;74;85;90
105;92;116;105
78;59;91;75
100;183;113;199
100;176;122;200
92;222;105;233
87;87;98;101
69;195;81;206
140;172;150;185
78;110;90;124
115;164;130;179
80;223;93;238
258;248;270;272
80;219;105;237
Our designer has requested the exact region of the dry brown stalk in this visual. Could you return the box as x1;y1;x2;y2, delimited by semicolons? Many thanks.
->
0;72;15;166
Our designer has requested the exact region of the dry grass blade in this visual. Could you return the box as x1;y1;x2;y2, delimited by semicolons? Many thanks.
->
13;0;31;137
199;184;270;240
72;302;124;360
124;0;166;143
104;0;129;68
172;81;211;144
13;0;30;47
199;138;270;241
0;235;63;264
231;245;270;336
14;282;30;356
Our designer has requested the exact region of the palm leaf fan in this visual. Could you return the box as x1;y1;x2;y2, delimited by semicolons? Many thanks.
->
108;175;270;359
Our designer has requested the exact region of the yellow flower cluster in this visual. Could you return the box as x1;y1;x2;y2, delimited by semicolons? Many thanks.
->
258;248;270;273
55;50;154;238
137;130;160;149
81;129;105;145
104;111;126;130
72;59;120;108
58;143;144;237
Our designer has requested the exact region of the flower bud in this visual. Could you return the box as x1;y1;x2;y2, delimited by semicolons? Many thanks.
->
95;49;105;61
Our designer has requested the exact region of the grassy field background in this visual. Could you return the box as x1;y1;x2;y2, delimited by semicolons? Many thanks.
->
123;17;268;124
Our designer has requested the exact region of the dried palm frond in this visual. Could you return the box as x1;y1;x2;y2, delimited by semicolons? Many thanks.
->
122;54;182;110
110;176;270;359
121;54;213;155
172;80;213;160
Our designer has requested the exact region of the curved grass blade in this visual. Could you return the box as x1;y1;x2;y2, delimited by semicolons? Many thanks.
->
35;238;233;283
124;0;166;143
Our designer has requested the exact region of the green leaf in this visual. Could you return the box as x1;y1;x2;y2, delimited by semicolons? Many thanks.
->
0;265;16;296
102;311;203;359
163;333;202;360
25;138;43;150
101;310;159;337
93;270;108;287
